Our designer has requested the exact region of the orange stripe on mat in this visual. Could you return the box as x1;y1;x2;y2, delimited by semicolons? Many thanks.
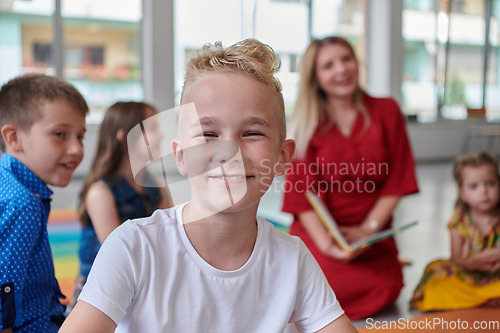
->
58;280;74;305
360;308;500;332
48;209;78;223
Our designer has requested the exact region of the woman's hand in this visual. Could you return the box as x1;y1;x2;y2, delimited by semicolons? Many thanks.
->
320;238;369;263
337;224;375;244
297;211;370;263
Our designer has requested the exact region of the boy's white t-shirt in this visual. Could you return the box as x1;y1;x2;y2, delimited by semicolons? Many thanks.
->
79;203;344;333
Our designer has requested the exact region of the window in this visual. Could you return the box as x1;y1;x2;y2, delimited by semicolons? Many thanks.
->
33;44;104;67
62;0;143;122
402;0;498;121
0;0;55;83
289;54;299;72
34;43;52;64
340;0;359;25
486;0;500;120
0;0;143;123
451;1;466;14
175;0;366;116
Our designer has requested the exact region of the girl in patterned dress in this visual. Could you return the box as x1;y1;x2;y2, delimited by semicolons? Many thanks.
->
411;152;500;311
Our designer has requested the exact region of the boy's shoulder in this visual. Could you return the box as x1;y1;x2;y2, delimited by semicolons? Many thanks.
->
256;216;312;263
257;216;303;247
0;160;40;209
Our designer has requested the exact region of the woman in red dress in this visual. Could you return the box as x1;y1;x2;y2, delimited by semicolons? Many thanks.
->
282;37;419;320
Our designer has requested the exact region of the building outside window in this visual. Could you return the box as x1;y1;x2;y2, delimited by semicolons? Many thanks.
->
0;0;143;123
402;0;500;121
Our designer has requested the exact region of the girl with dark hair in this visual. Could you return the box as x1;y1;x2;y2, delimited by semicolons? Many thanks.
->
70;102;172;308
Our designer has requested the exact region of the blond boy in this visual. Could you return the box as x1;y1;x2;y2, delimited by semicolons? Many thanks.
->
61;40;357;333
0;74;88;332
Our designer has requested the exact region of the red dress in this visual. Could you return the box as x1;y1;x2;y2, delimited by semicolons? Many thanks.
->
282;94;419;320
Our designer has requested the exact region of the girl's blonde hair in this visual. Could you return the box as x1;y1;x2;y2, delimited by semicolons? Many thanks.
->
78;102;157;226
288;37;367;160
180;39;286;141
453;151;500;211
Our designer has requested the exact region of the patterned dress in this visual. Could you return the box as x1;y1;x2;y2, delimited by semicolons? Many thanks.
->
411;208;500;311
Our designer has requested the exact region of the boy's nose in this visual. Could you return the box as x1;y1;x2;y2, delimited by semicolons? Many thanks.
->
67;138;84;158
210;140;240;166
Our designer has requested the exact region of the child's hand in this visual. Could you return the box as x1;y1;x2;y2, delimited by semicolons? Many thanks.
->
466;249;500;272
481;249;500;272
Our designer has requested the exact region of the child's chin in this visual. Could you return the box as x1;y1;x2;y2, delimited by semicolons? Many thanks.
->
50;177;72;187
205;198;244;214
194;194;253;215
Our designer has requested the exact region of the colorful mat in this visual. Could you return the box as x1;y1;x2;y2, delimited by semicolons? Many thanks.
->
48;209;81;304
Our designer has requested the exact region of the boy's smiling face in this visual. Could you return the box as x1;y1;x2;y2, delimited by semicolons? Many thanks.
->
14;100;86;187
173;72;294;214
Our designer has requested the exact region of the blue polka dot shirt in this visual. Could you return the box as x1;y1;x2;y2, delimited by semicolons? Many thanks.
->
0;153;65;332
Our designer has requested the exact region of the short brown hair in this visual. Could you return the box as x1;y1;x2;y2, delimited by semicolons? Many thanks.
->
181;39;286;142
453;151;500;210
0;74;89;151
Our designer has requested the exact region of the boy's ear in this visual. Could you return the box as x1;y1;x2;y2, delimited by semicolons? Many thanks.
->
1;124;24;153
274;139;296;176
171;138;187;176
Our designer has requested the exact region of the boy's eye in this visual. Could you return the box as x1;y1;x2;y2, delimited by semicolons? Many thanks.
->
243;131;264;137
78;134;85;141
487;180;496;187
55;132;65;138
469;184;477;190
202;133;218;138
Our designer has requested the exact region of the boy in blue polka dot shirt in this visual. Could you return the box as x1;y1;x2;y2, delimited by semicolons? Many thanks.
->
0;74;88;333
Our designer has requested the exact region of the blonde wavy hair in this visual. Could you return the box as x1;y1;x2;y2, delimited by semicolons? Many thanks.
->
180;39;286;141
453;151;500;212
288;37;367;160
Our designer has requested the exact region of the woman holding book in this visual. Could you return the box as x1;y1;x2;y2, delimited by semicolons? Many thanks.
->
282;37;418;320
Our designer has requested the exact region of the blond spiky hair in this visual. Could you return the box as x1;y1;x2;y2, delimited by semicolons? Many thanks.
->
182;39;282;99
180;39;286;141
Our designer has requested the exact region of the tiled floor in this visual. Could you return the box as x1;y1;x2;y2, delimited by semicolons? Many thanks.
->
50;162;457;329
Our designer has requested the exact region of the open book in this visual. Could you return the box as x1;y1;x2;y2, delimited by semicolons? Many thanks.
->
305;191;418;253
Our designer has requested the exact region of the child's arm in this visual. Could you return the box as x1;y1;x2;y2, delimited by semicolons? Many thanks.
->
1;328;12;333
1;202;42;331
85;182;121;243
315;314;358;333
450;229;500;271
59;301;116;333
